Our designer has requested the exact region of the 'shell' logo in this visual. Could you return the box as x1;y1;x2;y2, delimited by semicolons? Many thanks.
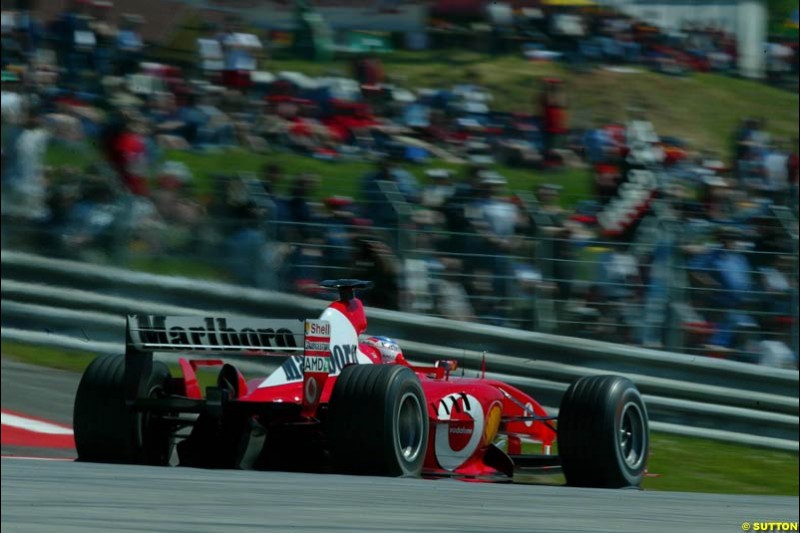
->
305;320;330;336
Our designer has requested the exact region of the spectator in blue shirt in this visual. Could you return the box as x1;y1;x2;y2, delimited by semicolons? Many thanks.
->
116;13;144;76
360;157;420;228
582;122;610;164
689;227;756;349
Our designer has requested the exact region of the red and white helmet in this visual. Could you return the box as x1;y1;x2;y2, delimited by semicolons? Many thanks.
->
361;336;406;365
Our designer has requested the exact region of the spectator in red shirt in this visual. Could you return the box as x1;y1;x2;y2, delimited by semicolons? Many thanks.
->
539;79;568;161
102;112;150;196
352;55;385;87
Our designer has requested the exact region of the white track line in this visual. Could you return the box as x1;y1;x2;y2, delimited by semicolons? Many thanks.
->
1;455;74;461
1;412;73;435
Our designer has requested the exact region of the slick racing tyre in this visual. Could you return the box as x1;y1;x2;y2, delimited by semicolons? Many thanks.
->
74;354;172;465
557;375;649;488
328;364;429;477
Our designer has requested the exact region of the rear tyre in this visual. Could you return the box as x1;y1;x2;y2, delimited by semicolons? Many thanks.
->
327;365;428;477
557;375;649;488
74;354;172;465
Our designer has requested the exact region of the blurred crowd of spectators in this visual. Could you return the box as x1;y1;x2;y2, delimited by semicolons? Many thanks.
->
510;7;798;82
566;115;798;366
534;9;738;75
1;1;797;367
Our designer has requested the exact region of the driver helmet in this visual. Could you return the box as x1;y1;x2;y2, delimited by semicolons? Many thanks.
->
362;336;406;365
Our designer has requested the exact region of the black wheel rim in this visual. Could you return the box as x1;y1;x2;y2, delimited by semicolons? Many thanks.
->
396;392;424;463
618;401;646;470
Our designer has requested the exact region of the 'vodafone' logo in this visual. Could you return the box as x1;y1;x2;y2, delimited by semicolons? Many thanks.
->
434;393;484;472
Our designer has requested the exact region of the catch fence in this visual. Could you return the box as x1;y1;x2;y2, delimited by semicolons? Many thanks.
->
3;194;797;366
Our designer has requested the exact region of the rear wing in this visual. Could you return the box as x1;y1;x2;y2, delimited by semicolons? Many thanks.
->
125;315;331;414
127;315;312;353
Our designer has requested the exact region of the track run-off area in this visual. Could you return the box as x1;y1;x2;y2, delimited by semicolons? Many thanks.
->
2;357;798;533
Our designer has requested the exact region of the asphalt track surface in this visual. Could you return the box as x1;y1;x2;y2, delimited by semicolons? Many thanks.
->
1;357;80;424
3;458;798;533
1;357;80;458
2;356;799;533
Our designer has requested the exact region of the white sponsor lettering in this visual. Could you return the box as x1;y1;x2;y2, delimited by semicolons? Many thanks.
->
304;342;330;352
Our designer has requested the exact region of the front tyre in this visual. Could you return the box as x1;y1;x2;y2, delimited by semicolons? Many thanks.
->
327;365;429;477
74;354;172;465
557;375;649;488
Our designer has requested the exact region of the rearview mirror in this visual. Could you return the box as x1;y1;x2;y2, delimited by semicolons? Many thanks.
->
435;360;458;372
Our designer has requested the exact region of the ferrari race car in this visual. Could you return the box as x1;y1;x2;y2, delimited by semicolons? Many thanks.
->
73;279;649;488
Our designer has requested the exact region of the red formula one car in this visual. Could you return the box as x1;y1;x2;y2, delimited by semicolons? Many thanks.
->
73;280;649;488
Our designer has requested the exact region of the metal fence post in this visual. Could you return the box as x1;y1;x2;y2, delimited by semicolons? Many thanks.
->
377;179;412;308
